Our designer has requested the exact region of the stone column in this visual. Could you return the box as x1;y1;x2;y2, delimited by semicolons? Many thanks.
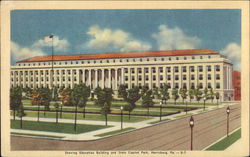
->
121;68;124;84
156;66;160;88
82;69;85;84
149;67;152;89
142;67;145;86
115;69;118;90
88;69;91;88
135;68;138;87
102;69;105;88
108;69;111;88
95;69;98;88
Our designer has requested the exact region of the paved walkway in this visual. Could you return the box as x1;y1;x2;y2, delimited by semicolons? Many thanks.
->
11;102;233;141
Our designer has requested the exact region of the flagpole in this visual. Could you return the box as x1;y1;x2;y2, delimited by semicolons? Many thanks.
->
51;35;54;99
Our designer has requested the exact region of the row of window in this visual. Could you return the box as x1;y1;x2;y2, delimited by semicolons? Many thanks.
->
17;55;215;67
11;82;221;89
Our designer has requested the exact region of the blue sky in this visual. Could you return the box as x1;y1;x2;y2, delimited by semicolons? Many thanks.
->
11;9;241;70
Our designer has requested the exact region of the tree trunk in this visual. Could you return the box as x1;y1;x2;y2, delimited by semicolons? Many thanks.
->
20;115;23;129
60;106;62;118
44;106;46;117
74;105;78;132
105;114;108;126
83;106;85;118
13;109;16;120
37;104;40;122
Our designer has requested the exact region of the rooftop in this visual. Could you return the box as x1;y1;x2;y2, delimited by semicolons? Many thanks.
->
17;49;219;63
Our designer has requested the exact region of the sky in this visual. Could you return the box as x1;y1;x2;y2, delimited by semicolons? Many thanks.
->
11;9;241;70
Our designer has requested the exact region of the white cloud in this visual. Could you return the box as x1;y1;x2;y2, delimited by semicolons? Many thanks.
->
152;25;201;50
221;42;241;70
32;35;70;51
85;25;151;52
11;41;45;61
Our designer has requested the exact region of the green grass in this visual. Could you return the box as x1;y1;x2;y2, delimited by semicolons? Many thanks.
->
12;111;151;123
148;118;171;124
206;129;241;150
11;132;64;138
95;127;135;137
11;119;111;134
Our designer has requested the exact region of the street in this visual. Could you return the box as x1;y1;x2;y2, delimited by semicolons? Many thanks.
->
11;103;240;150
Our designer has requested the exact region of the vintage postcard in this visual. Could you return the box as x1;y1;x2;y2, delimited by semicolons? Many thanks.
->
1;1;249;157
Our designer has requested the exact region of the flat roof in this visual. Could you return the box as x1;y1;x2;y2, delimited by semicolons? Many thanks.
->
17;49;219;63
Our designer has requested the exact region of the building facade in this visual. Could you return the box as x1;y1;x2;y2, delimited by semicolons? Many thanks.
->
233;70;241;101
10;49;234;101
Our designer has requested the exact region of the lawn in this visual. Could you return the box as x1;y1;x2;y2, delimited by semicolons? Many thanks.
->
11;119;111;134
95;127;135;137
11;132;64;138
12;111;152;123
206;129;241;150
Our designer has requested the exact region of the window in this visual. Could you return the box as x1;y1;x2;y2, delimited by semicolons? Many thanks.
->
153;83;156;88
68;77;71;81
65;62;67;65
175;83;179;89
199;74;203;80
131;68;135;73
76;61;78;64
140;59;142;62
208;74;211;80
199;83;203;89
200;56;203;59
167;67;171;72
153;75;156;81
139;76;142;81
216;74;220;80
216;65;220;71
145;68;149;73
125;76;128;81
160;75;163;81
182;67;187;72
159;67;163;73
127;59;129;62
176;57;179;60
174;67;179;72
191;83;195;89
94;61;96;64
46;70;49;75
184;57;187;60
154;58;157;61
41;78;44;81
152;67;156;73
161;58;164;61
183;83;187;89
183;75;187;80
57;70;59;75
169;58;172;61
25;71;28;75
74;77;77;81
31;78;33;82
138;68;142;73
160;83;163;88
208;83;211;88
124;68;128;73
207;65;211;72
167;75;171;80
147;58;149;61
190;66;195;72
120;59;122;62
88;61;91;63
113;60;116;63
191;75;195;80
132;76;135;81
133;59;136;62
216;83;220;89
62;70;65;75
68;70;71;75
175;75;179;80
192;56;195;59
145;75;149;81
198;66;203;72
100;60;102;63
208;56;211;59
167;83;171;88
63;77;65;81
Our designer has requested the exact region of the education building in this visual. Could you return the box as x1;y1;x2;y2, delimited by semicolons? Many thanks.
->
10;49;234;101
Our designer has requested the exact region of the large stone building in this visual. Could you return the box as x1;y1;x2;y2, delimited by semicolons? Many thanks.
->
10;49;234;101
233;70;241;101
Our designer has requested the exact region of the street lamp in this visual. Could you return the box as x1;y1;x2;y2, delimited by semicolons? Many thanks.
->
120;106;124;130
203;97;206;111
226;106;230;137
160;100;163;121
189;116;194;150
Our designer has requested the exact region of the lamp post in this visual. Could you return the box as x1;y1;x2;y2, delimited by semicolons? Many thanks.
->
203;97;206;111
189;116;194;150
160;100;163;121
60;102;63;118
120;106;123;130
185;100;188;114
226;106;230;137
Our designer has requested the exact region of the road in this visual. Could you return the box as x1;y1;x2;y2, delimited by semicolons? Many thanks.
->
11;103;240;150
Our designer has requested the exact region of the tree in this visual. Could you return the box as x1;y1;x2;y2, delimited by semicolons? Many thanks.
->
179;88;188;104
22;87;32;99
41;88;52;116
159;84;170;104
54;102;59;123
123;87;141;120
171;88;179;105
209;88;215;103
141;89;154;117
215;92;220;106
17;103;26;129
95;88;113;125
31;88;42;121
188;88;195;103
52;87;59;101
118;84;127;98
152;87;160;99
10;87;23;120
71;83;91;131
60;88;73;106
194;86;203;103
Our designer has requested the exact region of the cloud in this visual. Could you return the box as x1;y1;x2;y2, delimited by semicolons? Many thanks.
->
221;42;241;70
32;35;70;51
85;25;151;52
11;41;45;61
152;25;201;50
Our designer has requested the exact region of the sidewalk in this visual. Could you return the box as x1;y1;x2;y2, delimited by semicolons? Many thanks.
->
11;102;232;141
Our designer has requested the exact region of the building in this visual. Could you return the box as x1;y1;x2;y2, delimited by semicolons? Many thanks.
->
10;49;234;101
233;70;241;101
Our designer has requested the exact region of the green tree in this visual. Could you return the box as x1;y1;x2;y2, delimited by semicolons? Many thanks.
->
152;87;160;99
17;103;26;129
22;87;32;99
41;88;52;116
179;88;188;104
123;87;141;120
159;84;170;104
209;88;215;103
171;88;179;105
141;89;154;117
31;88;42;121
60;88;73;106
194;86;203;103
95;88;113;125
118;84;127;98
188;88;195;102
10;87;23;120
52;87;59;101
71;83;91;130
